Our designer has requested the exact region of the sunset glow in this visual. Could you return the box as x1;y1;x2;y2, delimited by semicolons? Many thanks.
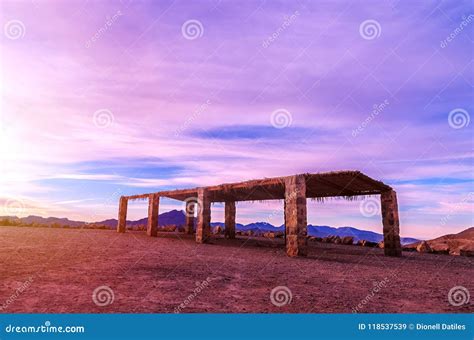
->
1;0;472;239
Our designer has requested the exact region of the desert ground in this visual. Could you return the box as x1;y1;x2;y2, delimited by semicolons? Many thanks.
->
0;226;472;313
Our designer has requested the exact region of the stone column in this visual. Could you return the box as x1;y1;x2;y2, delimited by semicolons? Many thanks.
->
117;196;128;233
185;200;195;234
196;189;211;243
284;175;308;257
147;194;159;237
224;201;236;239
381;190;402;257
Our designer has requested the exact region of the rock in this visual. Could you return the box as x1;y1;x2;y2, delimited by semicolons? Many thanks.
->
460;249;474;257
309;236;322;242
263;231;284;238
263;232;276;238
359;240;378;247
459;244;474;257
416;241;432;253
160;225;176;232
213;225;223;234
377;241;384;249
341;236;354;245
430;243;449;255
321;235;342;244
402;242;417;252
449;249;460;256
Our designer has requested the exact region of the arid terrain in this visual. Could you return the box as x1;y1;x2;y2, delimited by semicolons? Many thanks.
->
405;227;474;256
0;226;472;313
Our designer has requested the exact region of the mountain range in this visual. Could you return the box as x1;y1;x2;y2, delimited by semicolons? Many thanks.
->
1;209;420;245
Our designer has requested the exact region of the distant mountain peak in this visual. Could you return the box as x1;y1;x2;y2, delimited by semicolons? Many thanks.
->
0;211;420;244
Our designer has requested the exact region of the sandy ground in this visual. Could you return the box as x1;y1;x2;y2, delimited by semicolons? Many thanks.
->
0;226;472;313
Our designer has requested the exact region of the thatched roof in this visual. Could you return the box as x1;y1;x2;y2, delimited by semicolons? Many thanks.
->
125;170;392;202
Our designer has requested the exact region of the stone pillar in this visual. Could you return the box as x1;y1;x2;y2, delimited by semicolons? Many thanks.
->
381;190;402;257
196;189;211;243
224;201;236;239
284;175;308;257
185;200;195;234
147;194;159;237
117;196;128;233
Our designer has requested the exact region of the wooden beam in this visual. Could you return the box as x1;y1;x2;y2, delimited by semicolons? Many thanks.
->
123;171;391;203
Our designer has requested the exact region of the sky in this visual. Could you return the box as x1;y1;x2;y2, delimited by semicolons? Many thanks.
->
0;0;472;239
